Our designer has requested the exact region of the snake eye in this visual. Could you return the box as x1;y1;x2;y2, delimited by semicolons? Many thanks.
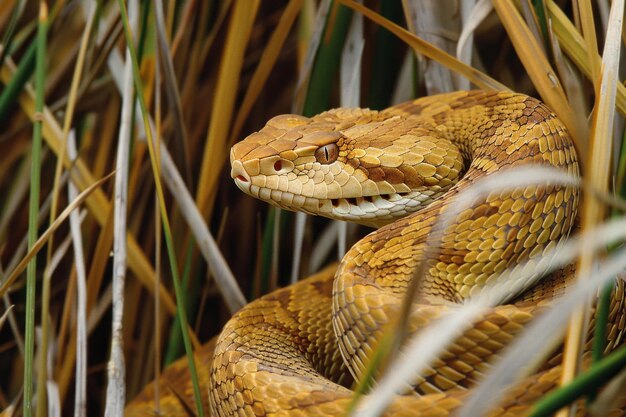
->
314;143;339;164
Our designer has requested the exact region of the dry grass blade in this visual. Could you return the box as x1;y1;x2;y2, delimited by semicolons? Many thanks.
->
0;58;180;317
231;0;304;143
558;1;624;414
159;144;246;312
290;212;307;283
0;171;115;298
103;1;137;411
271;209;281;291
546;0;626;116
492;0;587;153
66;132;87;417
0;0;27;67
336;222;347;259
402;0;457;93
308;222;341;273
2;294;23;355
577;0;601;86
340;3;363;108
49;1;96;237
153;0;191;184
519;1;546;54
0;304;14;331
0;153;31;249
41;228;75;417
547;19;588;124
337;0;509;91
195;0;260;218
456;0;492;65
292;0;332;114
0;171;59;294
390;51;415;104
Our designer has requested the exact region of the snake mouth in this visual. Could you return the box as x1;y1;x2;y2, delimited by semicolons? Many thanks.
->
329;193;411;207
238;181;432;227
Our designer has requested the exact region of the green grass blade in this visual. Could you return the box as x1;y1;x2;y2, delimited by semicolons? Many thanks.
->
24;4;47;417
528;345;626;417
588;281;614;403
367;0;404;110
303;2;352;116
0;41;35;121
164;241;196;365
531;0;550;50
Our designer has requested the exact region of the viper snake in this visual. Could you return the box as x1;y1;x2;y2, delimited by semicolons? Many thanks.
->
125;91;626;416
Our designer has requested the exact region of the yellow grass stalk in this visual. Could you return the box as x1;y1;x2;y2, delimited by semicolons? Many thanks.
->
546;0;626;116
577;0;601;87
548;18;588;125
195;0;260;218
492;0;587;155
556;1;624;415
92;96;120;178
230;0;304;143
297;0;316;68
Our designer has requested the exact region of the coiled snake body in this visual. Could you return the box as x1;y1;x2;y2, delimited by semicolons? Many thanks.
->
127;91;626;416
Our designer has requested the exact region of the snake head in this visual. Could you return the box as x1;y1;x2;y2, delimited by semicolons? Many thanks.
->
231;108;465;227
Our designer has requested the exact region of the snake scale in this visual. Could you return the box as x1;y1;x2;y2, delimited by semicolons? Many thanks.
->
126;91;626;417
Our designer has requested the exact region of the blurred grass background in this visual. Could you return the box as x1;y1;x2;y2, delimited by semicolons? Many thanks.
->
0;0;625;416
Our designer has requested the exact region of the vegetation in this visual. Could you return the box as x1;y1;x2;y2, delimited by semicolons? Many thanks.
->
0;0;624;416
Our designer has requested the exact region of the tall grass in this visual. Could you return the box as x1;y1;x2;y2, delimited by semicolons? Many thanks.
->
0;1;624;416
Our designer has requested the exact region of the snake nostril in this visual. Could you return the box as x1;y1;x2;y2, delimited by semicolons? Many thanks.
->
274;160;283;172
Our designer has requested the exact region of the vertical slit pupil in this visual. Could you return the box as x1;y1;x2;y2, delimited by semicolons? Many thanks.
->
324;146;329;162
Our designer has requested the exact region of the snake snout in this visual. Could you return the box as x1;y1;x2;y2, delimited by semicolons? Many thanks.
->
231;159;250;183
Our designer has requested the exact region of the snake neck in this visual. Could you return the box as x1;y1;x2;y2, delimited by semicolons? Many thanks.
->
335;90;580;305
330;91;580;385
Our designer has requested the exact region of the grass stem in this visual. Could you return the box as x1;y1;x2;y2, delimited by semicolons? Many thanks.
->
24;4;48;417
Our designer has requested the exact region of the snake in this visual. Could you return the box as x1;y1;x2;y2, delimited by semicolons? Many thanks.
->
125;91;626;417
